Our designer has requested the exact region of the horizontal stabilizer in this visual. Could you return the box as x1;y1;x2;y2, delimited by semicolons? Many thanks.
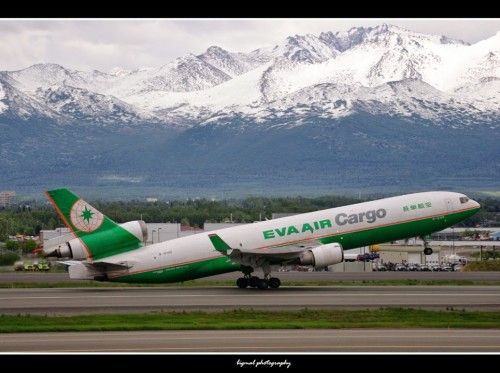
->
59;260;130;272
82;261;130;272
57;260;81;266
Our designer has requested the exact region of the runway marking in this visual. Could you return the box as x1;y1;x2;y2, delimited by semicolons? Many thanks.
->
7;345;500;353
3;330;500;352
0;292;498;300
2;332;500;344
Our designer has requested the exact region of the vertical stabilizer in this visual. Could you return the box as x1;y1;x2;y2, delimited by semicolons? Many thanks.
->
45;188;143;260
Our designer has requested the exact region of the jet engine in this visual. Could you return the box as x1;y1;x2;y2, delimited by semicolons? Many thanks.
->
299;243;344;268
44;220;147;259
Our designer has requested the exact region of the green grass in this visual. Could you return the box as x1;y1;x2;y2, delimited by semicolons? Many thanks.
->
2;279;500;288
463;261;500;272
1;309;499;333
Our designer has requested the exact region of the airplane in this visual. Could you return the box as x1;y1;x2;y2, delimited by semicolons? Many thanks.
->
44;188;480;289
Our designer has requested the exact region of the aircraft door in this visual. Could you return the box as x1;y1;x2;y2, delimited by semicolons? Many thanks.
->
445;198;453;212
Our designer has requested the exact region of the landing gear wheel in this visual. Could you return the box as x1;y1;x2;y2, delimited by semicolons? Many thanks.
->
94;274;109;282
236;277;248;288
424;247;433;255
269;277;281;289
257;279;269;289
248;276;259;288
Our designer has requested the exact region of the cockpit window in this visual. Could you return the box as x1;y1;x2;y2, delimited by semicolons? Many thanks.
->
460;197;469;204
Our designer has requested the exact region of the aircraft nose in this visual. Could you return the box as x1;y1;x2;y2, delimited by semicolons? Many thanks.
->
471;199;481;210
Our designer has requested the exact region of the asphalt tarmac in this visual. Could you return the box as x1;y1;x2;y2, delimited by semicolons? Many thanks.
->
1;329;499;353
1;272;499;354
2;270;500;283
0;285;499;315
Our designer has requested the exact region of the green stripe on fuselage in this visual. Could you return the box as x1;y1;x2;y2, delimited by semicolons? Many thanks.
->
109;256;240;284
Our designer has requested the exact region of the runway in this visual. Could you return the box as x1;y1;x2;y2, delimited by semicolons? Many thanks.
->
2;271;500;283
1;281;499;354
1;329;499;353
0;286;499;315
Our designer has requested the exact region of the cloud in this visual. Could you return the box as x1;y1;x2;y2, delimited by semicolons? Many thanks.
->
0;19;498;72
0;24;52;71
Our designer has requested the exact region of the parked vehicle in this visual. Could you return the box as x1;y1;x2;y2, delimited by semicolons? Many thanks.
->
35;261;50;271
395;264;407;271
375;263;387;271
441;264;453;272
407;264;420;271
13;261;50;271
23;263;36;271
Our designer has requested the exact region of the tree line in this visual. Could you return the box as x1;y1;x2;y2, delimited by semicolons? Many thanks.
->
0;195;498;242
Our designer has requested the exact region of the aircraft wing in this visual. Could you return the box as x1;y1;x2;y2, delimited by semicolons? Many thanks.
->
209;233;344;271
208;233;314;265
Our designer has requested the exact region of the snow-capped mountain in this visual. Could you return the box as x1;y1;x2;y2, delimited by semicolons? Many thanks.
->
1;24;499;198
0;73;61;121
197;46;265;77
38;85;158;125
1;24;499;127
8;63;115;93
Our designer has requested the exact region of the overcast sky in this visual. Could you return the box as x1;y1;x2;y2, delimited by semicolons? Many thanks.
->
1;18;499;73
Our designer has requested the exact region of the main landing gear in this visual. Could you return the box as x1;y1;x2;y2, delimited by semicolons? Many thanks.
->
236;266;281;289
421;236;433;256
236;275;281;289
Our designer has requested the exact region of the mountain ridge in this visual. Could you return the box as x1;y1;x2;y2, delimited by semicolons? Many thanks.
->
0;24;498;198
1;24;499;127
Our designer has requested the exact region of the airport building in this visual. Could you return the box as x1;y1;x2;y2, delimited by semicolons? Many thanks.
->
0;191;17;208
378;244;442;265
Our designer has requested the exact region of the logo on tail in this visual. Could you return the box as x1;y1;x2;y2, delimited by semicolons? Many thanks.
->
70;199;104;232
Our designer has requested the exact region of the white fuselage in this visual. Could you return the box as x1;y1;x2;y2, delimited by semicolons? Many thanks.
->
101;191;479;278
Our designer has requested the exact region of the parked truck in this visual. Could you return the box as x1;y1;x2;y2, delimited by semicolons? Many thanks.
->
13;260;50;271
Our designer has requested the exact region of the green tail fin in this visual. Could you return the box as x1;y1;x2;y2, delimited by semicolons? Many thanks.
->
45;188;142;260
